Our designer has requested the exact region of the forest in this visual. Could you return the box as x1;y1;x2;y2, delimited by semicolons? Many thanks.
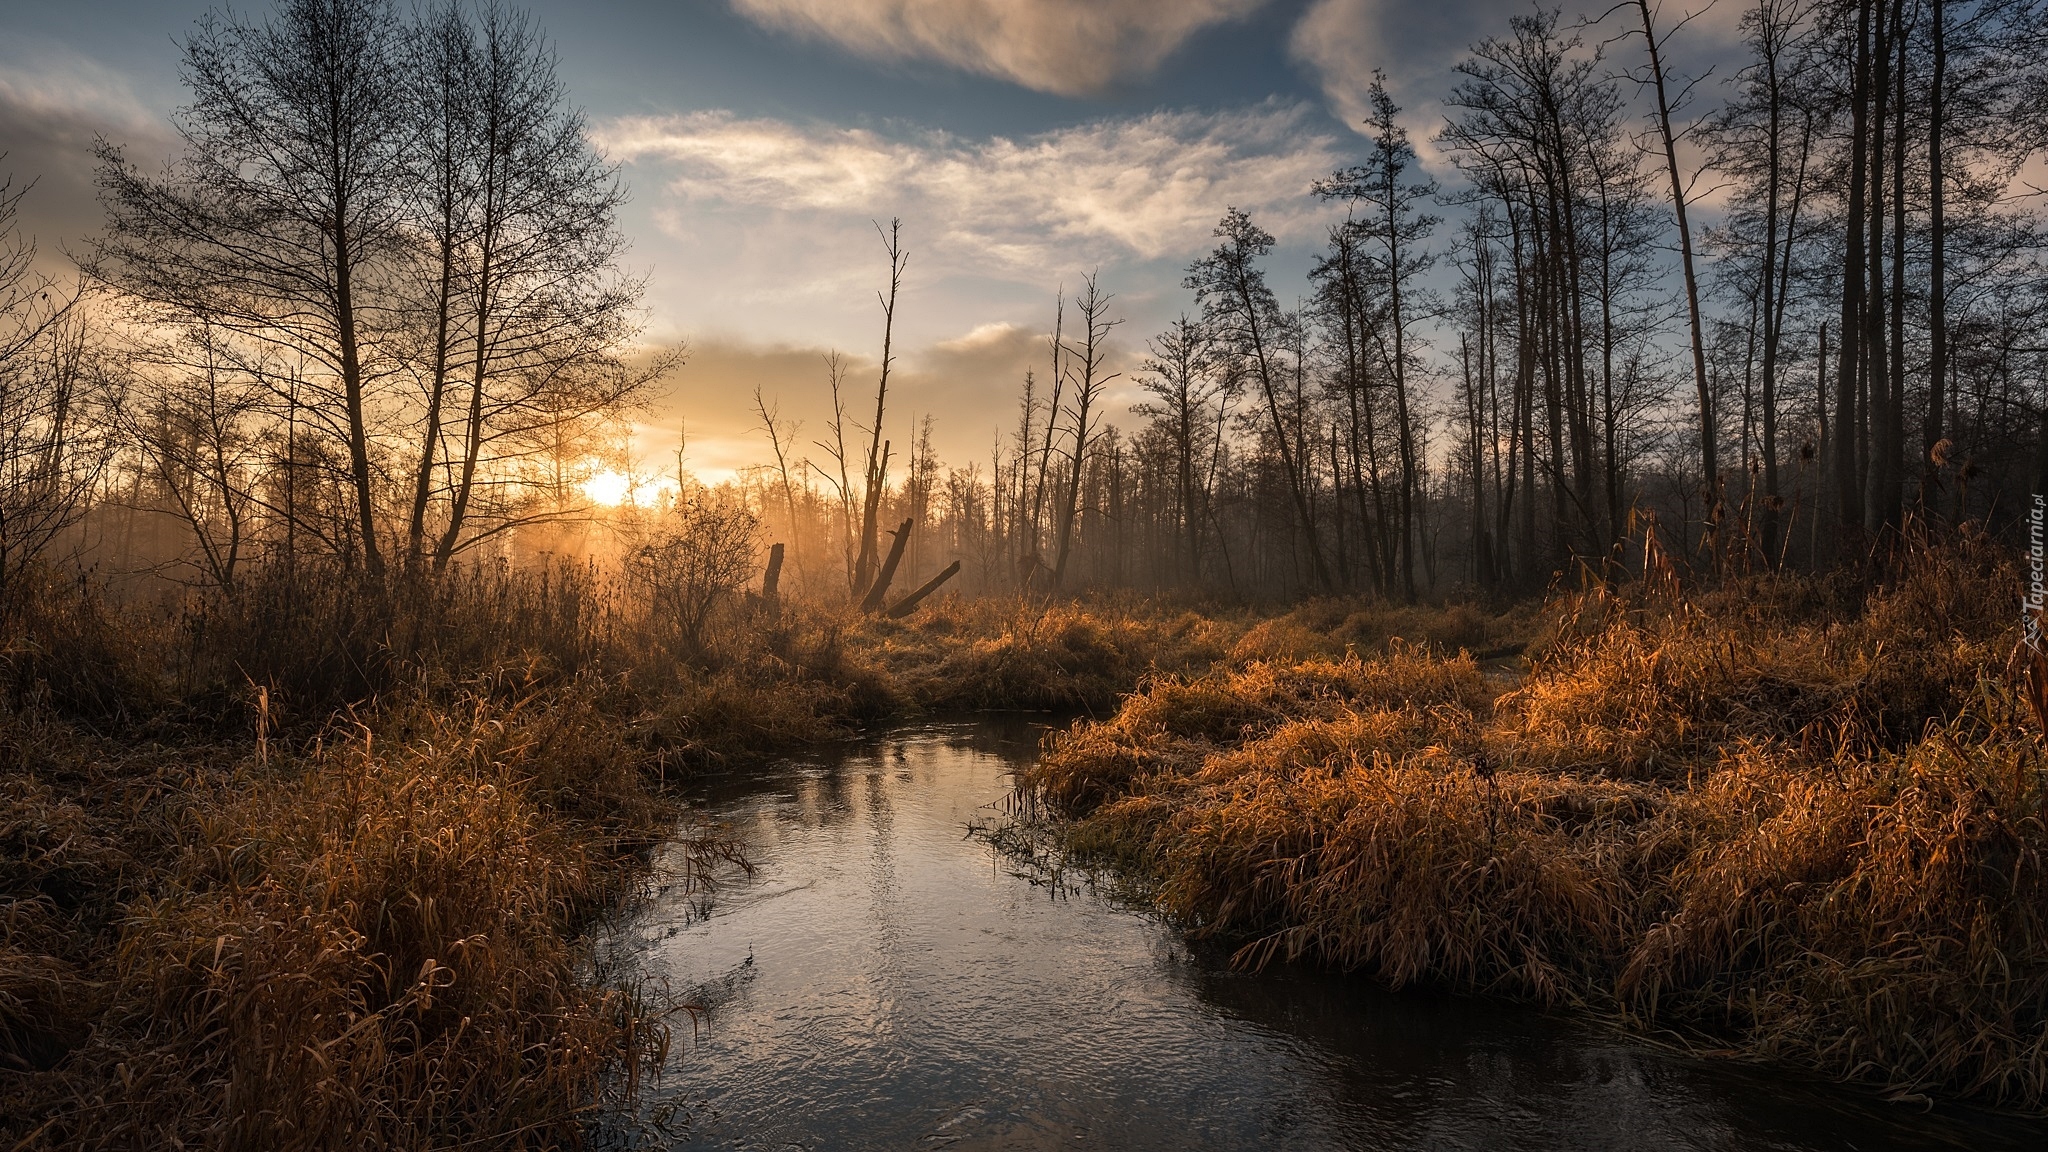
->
3;0;2048;1147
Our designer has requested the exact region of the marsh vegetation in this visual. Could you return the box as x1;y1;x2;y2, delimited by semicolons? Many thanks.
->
3;0;2048;1145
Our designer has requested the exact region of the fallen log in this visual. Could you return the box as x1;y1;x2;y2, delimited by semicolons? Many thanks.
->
885;559;961;619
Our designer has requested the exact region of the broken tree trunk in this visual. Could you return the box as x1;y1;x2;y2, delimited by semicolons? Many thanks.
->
885;560;961;619
859;519;915;613
761;542;784;614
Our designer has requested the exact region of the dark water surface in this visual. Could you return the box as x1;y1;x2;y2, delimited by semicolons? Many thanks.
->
605;717;2048;1151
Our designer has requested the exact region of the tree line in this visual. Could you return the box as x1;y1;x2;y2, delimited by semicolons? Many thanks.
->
737;0;2048;603
5;0;2048;610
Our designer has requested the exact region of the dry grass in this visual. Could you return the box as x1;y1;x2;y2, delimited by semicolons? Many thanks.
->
1229;597;1537;664
0;565;1270;1147
852;593;1242;713
1018;529;2048;1108
1;676;696;1150
0;564;848;1150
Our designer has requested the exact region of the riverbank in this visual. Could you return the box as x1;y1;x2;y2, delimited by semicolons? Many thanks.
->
0;567;1263;1149
614;716;2044;1152
1020;532;2048;1109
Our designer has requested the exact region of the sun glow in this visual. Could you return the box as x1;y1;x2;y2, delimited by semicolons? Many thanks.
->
580;467;678;508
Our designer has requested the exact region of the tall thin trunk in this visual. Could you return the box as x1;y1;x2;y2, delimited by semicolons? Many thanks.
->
1835;0;1872;539
1883;0;1909;526
1246;299;1334;592
1758;12;1785;563
1638;0;1717;512
334;207;381;577
1923;0;1948;496
855;220;904;596
1813;322;1827;566
1862;0;1893;533
408;227;457;571
1027;299;1064;582
1385;162;1419;601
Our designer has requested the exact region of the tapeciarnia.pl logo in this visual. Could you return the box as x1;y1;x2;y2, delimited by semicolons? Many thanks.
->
2027;494;2046;653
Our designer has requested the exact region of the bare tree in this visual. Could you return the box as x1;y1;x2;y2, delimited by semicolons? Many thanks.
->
1134;314;1226;581
1050;273;1121;588
92;0;404;575
810;350;860;593
1632;0;1719;520
124;323;266;592
421;3;665;569
753;383;805;583
1316;74;1439;600
1187;208;1335;593
0;173;114;610
852;218;906;598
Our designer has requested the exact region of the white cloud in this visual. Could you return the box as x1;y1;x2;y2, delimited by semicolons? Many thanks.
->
728;0;1272;95
1289;0;1746;175
599;102;1345;277
1288;0;1524;176
600;104;1351;445
935;321;1031;355
0;44;174;261
0;46;162;140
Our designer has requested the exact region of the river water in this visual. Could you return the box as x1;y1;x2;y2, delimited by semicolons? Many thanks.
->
603;717;2047;1151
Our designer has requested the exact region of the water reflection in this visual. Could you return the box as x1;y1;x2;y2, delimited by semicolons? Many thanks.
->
604;718;2047;1151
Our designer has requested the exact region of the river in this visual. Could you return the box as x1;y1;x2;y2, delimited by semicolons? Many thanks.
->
600;717;2048;1151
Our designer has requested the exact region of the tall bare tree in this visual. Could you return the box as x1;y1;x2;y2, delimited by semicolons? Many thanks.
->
1633;0;1719;519
0;173;109;608
1317;74;1439;599
1134;314;1227;581
421;3;659;569
1188;208;1336;593
853;218;906;598
93;0;404;575
1050;273;1121;587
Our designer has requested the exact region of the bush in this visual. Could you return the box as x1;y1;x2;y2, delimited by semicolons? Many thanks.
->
627;498;761;658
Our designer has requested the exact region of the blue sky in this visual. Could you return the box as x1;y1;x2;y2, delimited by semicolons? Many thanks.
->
0;0;1742;478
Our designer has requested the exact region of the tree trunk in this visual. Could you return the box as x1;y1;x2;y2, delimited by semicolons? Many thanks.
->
1758;27;1784;564
1638;0;1716;514
1862;0;1893;534
1883;0;1909;527
1836;0;1872;541
860;518;914;613
761;541;784;611
1924;0;1947;492
888;560;961;619
334;210;382;578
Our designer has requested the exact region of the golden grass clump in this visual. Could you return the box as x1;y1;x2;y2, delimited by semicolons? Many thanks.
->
1018;534;2048;1108
864;595;1238;712
1024;643;1493;814
4;684;674;1150
1229;597;1536;664
1622;709;2048;1103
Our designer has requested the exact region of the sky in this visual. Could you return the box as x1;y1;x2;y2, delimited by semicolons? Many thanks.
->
0;0;1743;482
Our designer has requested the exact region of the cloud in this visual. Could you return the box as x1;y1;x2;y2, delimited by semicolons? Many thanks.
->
1288;0;1531;175
0;45;172;264
727;0;1272;95
656;326;1062;485
1288;0;1745;177
599;102;1345;278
